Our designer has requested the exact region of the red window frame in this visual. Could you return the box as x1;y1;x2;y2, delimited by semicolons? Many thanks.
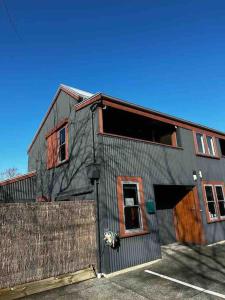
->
202;181;225;223
46;119;69;169
116;176;149;238
193;131;219;158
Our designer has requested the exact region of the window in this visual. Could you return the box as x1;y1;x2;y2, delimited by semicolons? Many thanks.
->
196;133;206;154
219;138;225;156
59;127;66;162
215;186;225;218
194;132;218;157
46;120;68;169
102;106;179;147
204;185;218;220
206;136;215;156
203;183;225;222
123;183;141;230
117;176;149;237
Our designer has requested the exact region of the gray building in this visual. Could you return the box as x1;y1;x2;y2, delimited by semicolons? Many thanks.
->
1;84;225;274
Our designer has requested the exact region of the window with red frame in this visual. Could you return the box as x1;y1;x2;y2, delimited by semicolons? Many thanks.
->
203;183;225;222
194;132;217;157
117;176;149;237
219;138;225;156
46;123;68;169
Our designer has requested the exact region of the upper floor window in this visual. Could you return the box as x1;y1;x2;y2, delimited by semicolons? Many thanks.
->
194;132;217;157
117;176;149;237
203;183;225;222
196;133;206;154
59;127;66;162
102;106;180;148
206;136;216;156
46;121;68;169
219;138;225;156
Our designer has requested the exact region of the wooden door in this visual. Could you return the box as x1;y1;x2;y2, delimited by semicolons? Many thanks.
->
174;187;204;244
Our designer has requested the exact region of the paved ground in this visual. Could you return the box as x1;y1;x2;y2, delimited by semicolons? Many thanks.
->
23;243;225;299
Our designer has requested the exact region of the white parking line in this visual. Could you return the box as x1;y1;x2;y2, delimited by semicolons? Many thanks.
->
145;270;225;299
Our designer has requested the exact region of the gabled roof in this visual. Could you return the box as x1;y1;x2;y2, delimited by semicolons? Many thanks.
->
28;84;225;153
28;84;96;153
60;84;94;99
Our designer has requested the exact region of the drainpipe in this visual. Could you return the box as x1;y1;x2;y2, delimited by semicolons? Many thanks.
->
89;101;102;277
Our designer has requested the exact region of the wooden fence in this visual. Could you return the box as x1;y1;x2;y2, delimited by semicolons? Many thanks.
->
0;200;97;289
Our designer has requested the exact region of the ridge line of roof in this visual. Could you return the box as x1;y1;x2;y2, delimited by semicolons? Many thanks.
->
28;86;85;153
60;84;94;98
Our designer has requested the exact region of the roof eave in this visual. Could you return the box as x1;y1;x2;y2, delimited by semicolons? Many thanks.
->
75;93;225;138
27;86;84;153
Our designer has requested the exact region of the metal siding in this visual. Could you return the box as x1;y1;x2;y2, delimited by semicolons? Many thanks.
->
100;128;225;272
156;209;176;245
0;176;36;203
28;91;95;201
27;90;225;272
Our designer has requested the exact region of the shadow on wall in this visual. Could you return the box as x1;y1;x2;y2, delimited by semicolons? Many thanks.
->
1;101;225;283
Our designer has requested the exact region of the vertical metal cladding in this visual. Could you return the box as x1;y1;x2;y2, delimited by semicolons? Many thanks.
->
156;209;176;245
100;128;225;273
0;176;37;203
101;136;166;273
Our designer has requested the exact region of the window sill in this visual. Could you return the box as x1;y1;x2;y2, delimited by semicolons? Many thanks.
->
196;153;220;160
56;159;69;168
207;218;225;224
47;159;69;170
120;230;150;238
99;133;183;150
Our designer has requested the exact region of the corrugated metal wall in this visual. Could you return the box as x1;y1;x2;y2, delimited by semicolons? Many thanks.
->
156;209;176;245
99;127;225;273
28;91;95;201
26;90;225;273
0;176;36;203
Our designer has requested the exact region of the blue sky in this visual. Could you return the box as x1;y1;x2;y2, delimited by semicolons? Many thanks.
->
1;0;225;174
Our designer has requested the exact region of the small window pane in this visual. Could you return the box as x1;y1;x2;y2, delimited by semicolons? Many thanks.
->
207;202;218;219
205;186;214;202
205;186;218;219
59;128;66;145
123;183;141;230
216;186;225;217
123;184;139;205
216;186;224;201
206;136;215;156
124;206;140;230
218;201;225;217
59;144;66;162
196;133;205;154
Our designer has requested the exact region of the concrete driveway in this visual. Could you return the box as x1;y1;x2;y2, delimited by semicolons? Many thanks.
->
23;243;225;299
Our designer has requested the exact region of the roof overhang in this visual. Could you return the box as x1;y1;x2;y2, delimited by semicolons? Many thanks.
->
75;93;225;139
0;171;36;186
